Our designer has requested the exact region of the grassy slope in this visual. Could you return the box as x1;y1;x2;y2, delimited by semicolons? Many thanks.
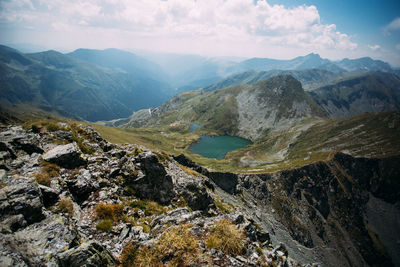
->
10;105;398;173
227;111;400;172
127;85;244;136
126;75;326;141
94;111;400;173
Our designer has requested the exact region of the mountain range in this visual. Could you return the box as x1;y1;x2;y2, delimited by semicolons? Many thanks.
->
1;43;400;267
310;72;400;118
1;44;399;123
229;53;393;74
203;69;348;92
0;45;173;121
125;75;326;140
124;72;400;138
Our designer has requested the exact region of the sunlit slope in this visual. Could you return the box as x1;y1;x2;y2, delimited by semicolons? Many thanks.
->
125;75;326;140
97;111;400;172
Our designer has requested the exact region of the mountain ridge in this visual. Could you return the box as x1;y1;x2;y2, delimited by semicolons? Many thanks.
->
0;45;174;121
229;53;393;75
124;75;326;140
309;72;400;118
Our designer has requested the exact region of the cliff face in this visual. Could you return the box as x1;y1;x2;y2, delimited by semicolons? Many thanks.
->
176;153;400;266
235;75;325;140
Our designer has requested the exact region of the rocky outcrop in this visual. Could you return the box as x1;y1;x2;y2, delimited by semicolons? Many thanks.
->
177;152;400;266
0;123;306;266
0;177;45;225
42;142;86;169
131;152;175;204
66;169;99;203
3;121;396;266
0;126;43;157
58;242;118;267
235;75;325;140
123;75;326;140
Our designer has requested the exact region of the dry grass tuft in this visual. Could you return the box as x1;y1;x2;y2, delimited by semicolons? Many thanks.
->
206;218;245;256
94;203;124;221
96;219;113;232
120;225;201;267
155;151;172;162
33;172;51;186
214;196;235;214
33;161;61;186
129;199;168;216
127;147;144;157
40;161;60;177
56;198;74;217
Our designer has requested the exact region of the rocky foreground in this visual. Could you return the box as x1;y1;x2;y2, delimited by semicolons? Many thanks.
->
0;121;399;267
0;122;306;266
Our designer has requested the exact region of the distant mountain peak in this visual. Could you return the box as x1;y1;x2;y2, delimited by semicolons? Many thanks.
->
304;53;321;58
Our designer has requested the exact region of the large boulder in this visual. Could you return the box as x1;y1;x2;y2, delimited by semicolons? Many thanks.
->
151;207;202;232
0;178;44;224
42;143;86;169
181;182;215;212
38;184;60;207
132;152;175;204
58;241;118;267
0;126;43;155
0;214;81;266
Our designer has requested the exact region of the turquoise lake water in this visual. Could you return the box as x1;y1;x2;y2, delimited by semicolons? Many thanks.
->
188;135;252;160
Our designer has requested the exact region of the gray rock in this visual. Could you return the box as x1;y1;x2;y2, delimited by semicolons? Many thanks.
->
52;130;73;141
132;152;175;204
0;214;27;233
66;169;99;203
58;241;118;267
243;220;270;243
38;184;60;207
43;143;86;169
0;179;44;224
0;126;43;155
0;151;12;170
0;214;80;266
83;125;106;143
0;245;28;267
109;148;126;159
118;224;131;242
151;207;201;232
181;182;215;212
0;169;6;180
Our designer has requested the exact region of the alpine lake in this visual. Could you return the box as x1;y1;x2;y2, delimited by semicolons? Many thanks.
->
188;124;252;160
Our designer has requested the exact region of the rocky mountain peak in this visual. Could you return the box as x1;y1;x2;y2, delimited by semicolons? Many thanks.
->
235;75;325;140
254;74;303;96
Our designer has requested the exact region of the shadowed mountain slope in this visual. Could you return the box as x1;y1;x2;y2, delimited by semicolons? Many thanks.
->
0;45;173;121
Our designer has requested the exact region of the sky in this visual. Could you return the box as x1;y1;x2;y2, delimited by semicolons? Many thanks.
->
0;0;399;66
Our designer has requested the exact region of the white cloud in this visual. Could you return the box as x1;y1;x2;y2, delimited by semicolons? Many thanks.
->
386;17;400;30
0;0;358;57
368;44;381;51
396;44;400;50
383;17;400;35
